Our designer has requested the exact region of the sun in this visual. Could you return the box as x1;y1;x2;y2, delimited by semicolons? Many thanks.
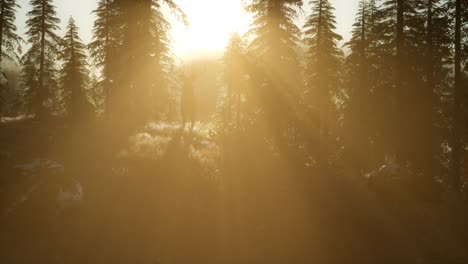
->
170;0;251;59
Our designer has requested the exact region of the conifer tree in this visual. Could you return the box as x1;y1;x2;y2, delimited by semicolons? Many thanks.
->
371;0;424;166
20;56;36;114
0;0;21;65
450;0;468;190
22;0;61;117
246;0;302;65
303;0;343;163
0;0;22;114
245;0;303;147
416;0;452;177
119;0;186;122
59;17;89;120
89;0;122;120
343;0;377;174
90;0;187;122
223;33;246;129
152;0;187;118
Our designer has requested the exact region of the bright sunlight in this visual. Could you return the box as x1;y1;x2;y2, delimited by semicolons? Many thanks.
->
171;0;251;58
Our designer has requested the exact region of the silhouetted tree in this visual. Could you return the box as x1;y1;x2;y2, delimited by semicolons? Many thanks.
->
19;56;36;114
222;33;246;129
0;66;21;115
450;0;468;190
0;0;21;115
371;0;424;168
303;0;343;164
22;0;60;118
152;0;187;118
59;17;89;120
416;0;453;179
91;0;186;123
245;0;304;150
89;0;122;120
343;0;377;175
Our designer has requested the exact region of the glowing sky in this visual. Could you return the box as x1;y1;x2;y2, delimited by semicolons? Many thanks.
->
16;0;358;59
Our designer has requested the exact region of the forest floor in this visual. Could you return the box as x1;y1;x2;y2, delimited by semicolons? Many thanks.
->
1;118;468;264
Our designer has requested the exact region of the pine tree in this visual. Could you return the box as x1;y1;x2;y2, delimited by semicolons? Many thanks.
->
0;0;22;115
121;0;154;122
416;0;452;178
89;0;122;120
343;0;377;174
450;0;468;190
246;0;302;64
0;67;21;115
245;0;304;146
223;33;246;129
152;0;187;119
22;0;61;118
120;0;187;122
20;56;36;115
371;0;425;167
90;0;187;123
59;17;89;120
303;0;343;163
0;0;21;64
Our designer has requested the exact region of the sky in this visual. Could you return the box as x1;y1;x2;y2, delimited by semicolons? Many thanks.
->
17;0;358;60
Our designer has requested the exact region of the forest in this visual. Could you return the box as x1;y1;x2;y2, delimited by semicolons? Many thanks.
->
0;0;468;263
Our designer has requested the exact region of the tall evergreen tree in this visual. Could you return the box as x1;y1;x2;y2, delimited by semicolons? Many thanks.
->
417;0;452;178
303;0;343;164
450;0;468;190
245;0;303;148
19;56;36;114
90;0;186;123
0;0;21;65
119;0;186;122
152;0;187;118
372;0;425;167
59;17;89;120
89;0;123;120
223;33;246;130
0;0;21;114
343;0;377;174
119;0;154;122
246;0;302;66
22;0;60;117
